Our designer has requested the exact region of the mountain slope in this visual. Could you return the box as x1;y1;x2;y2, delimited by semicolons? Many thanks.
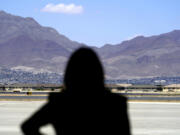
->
1;10;180;79
98;30;180;79
0;11;85;74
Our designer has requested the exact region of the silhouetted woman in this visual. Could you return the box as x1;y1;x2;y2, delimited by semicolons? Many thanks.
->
21;47;131;135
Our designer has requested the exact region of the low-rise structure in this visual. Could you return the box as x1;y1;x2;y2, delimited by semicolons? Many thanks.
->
163;84;180;92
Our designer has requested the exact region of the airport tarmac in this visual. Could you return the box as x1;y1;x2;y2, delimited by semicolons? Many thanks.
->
1;95;180;101
0;101;180;135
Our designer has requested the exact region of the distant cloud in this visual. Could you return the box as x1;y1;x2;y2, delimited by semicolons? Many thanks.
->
41;3;83;14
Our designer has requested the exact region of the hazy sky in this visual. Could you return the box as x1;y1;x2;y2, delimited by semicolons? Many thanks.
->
0;0;180;47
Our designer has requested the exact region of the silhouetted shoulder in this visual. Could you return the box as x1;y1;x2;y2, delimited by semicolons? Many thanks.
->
104;90;127;102
49;92;62;100
48;91;68;104
111;92;127;101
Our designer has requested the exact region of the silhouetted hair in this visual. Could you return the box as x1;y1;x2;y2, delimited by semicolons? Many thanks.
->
64;47;105;94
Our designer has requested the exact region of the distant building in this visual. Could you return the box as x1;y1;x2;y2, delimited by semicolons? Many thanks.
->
163;84;180;92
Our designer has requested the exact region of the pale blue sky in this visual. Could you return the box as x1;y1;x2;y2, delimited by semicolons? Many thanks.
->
0;0;180;47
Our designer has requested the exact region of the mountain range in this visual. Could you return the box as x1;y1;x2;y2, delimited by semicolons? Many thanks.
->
1;10;180;79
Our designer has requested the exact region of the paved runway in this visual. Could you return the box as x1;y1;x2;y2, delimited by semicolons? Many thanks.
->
1;91;180;101
129;102;180;135
1;95;180;101
0;101;180;135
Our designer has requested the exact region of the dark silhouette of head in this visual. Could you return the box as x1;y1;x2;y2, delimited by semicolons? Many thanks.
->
64;47;105;95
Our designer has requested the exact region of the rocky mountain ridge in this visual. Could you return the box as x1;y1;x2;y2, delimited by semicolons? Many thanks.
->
1;10;180;79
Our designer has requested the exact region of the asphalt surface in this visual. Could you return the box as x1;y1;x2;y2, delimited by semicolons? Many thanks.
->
1;91;180;95
1;94;180;101
129;102;180;135
0;101;180;135
128;96;180;101
0;91;51;95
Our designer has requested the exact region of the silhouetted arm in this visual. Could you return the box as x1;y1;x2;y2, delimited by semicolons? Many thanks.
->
21;102;52;135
